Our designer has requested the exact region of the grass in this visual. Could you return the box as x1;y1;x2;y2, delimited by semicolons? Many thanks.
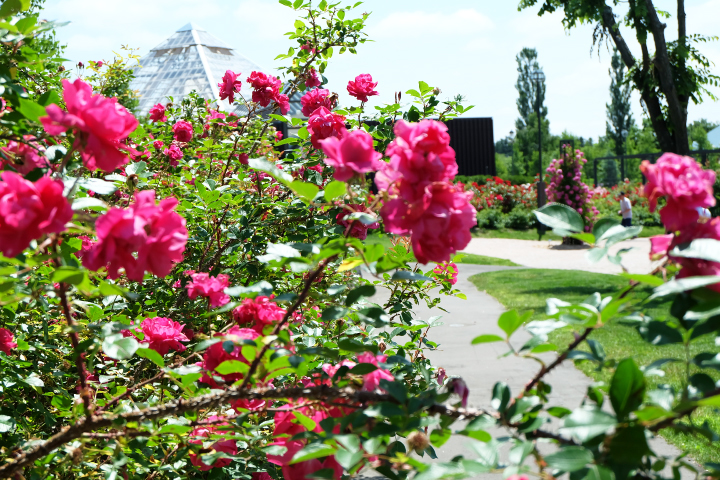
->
469;268;720;465
472;228;561;241
457;252;520;267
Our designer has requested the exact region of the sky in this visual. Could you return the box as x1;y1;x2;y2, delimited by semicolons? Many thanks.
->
42;0;720;143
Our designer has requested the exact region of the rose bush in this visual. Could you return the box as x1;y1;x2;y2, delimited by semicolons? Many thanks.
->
1;2;720;480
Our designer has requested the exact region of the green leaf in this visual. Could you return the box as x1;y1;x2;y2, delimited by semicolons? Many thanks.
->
345;285;376;306
215;360;249;375
324;180;346;201
0;415;16;433
583;465;615;480
639;321;684;345
158;424;193;434
278;0;292;6
429;428;451;447
471;334;504;345
290;180;320;204
136;347;165;367
51;395;72;410
349;363;378;375
0;0;30;17
293;411;317;431
491;382;511;412
17;98;46;122
51;266;85;285
533;203;584;233
586;247;608;264
497;309;529;338
544;447;593;472
608;426;649;465
671;238;720;263
72;197;108;211
248;157;293;186
38;90;61;107
77;177;118;195
334;449;363;470
619;273;664;287
290;443;335;464
652;276;720;298
102;334;139;360
297;126;309;140
225;281;273;298
24;373;44;387
125;161;147;175
592;217;620;241
559;408;616;442
391;271;431;282
610;359;645;420
570;233;596;244
322;306;348;321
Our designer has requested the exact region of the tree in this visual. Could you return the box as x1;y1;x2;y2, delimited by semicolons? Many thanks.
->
519;0;720;155
514;48;548;173
606;48;634;156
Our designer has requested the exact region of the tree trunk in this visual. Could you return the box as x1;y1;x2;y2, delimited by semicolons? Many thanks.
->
644;0;689;154
600;6;677;153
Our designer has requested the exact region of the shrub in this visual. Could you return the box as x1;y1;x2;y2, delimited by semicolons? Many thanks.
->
505;208;536;230
477;208;507;229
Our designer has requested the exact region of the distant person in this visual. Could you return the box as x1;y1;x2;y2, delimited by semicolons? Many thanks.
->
619;191;632;227
697;206;712;223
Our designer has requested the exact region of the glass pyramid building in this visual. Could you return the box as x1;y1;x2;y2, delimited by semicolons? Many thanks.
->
131;23;302;117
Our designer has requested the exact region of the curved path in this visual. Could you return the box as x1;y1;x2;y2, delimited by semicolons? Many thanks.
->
365;263;688;479
463;237;661;274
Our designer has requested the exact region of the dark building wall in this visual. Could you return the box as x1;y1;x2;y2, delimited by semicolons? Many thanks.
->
445;117;495;176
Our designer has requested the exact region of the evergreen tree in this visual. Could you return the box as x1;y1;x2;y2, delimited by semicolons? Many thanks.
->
606;48;634;157
514;48;547;174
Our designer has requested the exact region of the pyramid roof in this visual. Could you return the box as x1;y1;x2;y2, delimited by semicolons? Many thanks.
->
130;24;302;117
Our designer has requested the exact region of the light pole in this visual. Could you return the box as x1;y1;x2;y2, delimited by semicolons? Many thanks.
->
532;70;546;211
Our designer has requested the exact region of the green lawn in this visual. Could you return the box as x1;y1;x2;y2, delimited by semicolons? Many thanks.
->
472;228;561;241
470;268;720;465
457;252;520;267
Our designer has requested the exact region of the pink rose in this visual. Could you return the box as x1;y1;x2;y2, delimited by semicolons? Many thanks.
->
382;182;476;264
347;73;378;103
307;107;346;149
40;79;138;172
189;418;237;471
0;172;73;258
306;68;321;88
433;262;459;285
319;129;382;181
163;144;183;166
650;234;674;260
232;296;286;334
247;71;281;107
82;190;188;281
300;88;335;117
237;153;249;165
139;317;189;355
641;154;715;231
1;136;49;174
186;273;231;308
0;327;17;355
74;235;94;259
356;352;394;391
148;104;167;123
275;92;290;115
200;326;259;388
218;70;242;104
336;204;379;240
448;377;470;407
172;120;193;143
152;140;164;150
375;120;457;189
321;359;357;380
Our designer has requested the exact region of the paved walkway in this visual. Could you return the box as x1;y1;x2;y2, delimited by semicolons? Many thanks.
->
365;263;688;479
463;237;662;274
